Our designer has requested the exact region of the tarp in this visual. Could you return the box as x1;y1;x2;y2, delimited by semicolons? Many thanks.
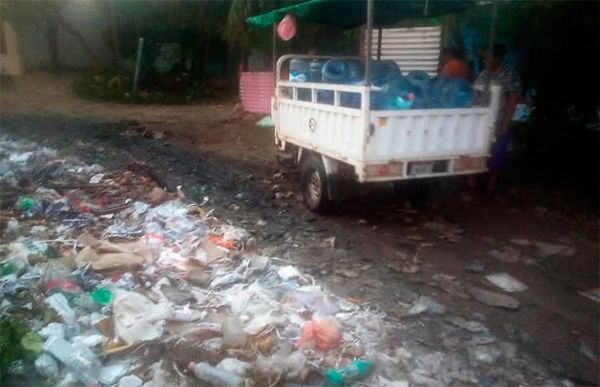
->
247;0;477;29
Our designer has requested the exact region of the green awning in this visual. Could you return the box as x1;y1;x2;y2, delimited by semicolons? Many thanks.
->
247;0;477;29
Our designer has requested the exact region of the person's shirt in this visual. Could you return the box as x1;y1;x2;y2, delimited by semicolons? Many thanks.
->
441;58;473;80
474;66;521;127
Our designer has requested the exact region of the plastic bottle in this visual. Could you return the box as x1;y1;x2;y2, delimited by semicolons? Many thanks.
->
322;59;364;84
405;70;431;91
289;58;311;82
437;77;473;108
90;287;113;306
324;359;375;386
43;337;101;386
384;77;425;109
16;196;44;217
188;362;244;387
309;59;326;82
35;353;60;380
44;293;76;325
371;60;401;87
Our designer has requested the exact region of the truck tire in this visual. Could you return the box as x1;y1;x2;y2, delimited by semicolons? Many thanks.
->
301;154;332;212
393;180;431;206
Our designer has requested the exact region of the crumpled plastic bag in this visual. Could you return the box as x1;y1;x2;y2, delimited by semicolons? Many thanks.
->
112;290;170;345
297;315;342;350
255;348;306;381
45;293;76;325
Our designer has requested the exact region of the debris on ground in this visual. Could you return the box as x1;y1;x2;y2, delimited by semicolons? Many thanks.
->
465;259;486;273
534;241;576;258
0;137;570;386
488;246;521;263
470;287;520;309
578;288;600;303
485;273;528;292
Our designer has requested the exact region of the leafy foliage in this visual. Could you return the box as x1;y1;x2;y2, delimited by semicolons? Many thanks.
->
448;0;598;130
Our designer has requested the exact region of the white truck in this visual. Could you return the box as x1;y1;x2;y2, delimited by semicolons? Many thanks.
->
272;54;501;211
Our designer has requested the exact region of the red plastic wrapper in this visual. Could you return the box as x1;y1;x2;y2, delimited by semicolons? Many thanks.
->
297;315;342;350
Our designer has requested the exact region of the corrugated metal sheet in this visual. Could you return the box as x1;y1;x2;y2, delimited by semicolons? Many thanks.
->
240;72;274;114
371;26;442;76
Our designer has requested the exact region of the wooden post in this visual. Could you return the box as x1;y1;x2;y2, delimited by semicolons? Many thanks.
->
364;0;373;86
132;38;144;95
376;27;382;60
108;0;122;90
484;0;499;93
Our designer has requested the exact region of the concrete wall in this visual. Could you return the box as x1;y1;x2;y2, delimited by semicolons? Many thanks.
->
14;1;112;70
1;22;23;75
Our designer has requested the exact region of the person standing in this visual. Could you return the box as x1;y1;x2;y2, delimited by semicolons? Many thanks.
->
439;47;474;81
474;43;521;193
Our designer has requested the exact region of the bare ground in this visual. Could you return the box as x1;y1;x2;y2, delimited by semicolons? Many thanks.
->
2;72;599;384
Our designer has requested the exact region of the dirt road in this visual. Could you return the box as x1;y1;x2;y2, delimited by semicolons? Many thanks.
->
2;72;598;384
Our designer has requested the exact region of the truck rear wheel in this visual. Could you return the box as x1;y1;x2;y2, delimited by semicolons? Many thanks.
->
301;155;332;212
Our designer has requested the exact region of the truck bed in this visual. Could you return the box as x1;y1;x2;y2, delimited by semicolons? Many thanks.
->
274;80;500;182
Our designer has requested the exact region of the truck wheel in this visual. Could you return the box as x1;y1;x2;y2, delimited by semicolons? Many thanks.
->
393;180;431;206
301;155;332;212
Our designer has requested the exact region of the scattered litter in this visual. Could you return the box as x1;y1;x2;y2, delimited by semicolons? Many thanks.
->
119;374;143;387
188;361;245;387
465;259;486;273
468;345;503;363
578;288;600;303
145;187;168;205
579;342;598;362
407;296;446;316
400;263;420;274
486;273;528;292
510;238;532;246
470;287;520;309
489;247;521;263
445;316;488;333
43;336;101;385
256;115;275;127
325;359;374;386
113;290;170;344
35;353;60;381
100;362;131;385
534;241;576;258
322;236;337;249
216;358;251;377
44;293;76;325
0;137;564;386
430;273;470;299
89;173;105;184
297;315;342;350
278;265;302;280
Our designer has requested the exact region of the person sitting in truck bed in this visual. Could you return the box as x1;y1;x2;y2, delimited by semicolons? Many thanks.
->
474;43;521;194
440;47;474;81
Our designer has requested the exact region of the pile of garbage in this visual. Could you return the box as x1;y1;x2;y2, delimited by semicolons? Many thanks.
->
0;137;570;386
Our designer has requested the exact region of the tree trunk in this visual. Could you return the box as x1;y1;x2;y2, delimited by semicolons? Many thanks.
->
46;19;61;72
240;44;249;73
222;47;228;77
201;35;211;82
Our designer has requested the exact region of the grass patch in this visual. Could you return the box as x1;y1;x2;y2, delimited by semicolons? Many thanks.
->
73;73;234;105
